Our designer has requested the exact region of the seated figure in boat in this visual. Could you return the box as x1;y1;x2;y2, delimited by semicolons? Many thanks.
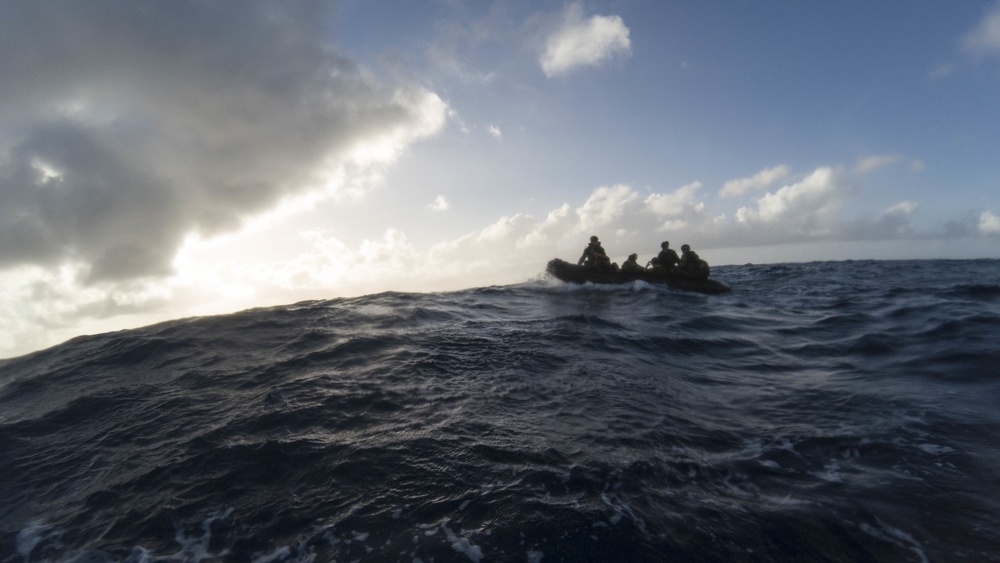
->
578;236;617;271
621;253;645;273
649;241;680;271
678;244;710;280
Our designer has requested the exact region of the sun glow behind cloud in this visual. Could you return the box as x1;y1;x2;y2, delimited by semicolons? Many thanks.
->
345;88;452;168
2;151;999;359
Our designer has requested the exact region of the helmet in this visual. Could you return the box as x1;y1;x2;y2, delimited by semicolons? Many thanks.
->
628;253;638;260
681;244;690;251
661;241;670;248
590;235;599;242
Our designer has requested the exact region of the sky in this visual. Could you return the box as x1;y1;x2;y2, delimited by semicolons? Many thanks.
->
2;0;1000;359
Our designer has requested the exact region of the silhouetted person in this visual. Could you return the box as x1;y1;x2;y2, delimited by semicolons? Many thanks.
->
650;241;679;271
678;244;710;280
578;236;616;271
621;253;645;273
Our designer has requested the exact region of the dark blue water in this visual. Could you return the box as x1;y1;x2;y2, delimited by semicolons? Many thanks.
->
2;260;999;562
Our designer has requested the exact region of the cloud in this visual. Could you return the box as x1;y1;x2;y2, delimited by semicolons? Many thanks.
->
980;211;1000;234
576;184;640;231
885;201;919;217
517;204;575;249
4;164;997;359
719;166;791;198
488;124;502;140
430;181;713;265
963;2;1000;57
428;45;500;86
429;195;450;211
643;181;708;232
0;1;449;283
539;3;631;77
734;168;844;235
854;154;904;174
929;63;955;79
419;169;862;271
840;201;919;240
231;228;427;295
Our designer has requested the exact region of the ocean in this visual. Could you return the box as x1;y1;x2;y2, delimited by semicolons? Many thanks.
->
1;259;998;562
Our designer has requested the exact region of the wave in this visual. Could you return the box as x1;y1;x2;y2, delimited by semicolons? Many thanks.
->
2;260;999;561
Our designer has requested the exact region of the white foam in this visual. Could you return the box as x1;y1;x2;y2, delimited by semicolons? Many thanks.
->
16;520;61;559
250;546;291;563
441;521;483;562
818;462;844;482
917;443;955;455
859;519;929;563
170;507;233;561
527;548;544;562
599;492;648;533
252;540;317;563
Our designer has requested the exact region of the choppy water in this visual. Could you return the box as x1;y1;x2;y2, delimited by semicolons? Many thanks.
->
2;260;999;562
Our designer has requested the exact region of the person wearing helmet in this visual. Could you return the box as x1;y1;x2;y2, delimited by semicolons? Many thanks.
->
578;235;611;268
621;252;645;273
678;244;710;280
650;241;679;271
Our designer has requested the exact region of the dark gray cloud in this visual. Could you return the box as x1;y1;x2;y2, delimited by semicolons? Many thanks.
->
0;1;446;282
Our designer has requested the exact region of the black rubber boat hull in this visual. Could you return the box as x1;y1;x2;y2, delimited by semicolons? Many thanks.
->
546;258;731;294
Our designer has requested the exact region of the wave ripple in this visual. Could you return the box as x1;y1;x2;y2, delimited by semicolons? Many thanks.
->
2;259;999;562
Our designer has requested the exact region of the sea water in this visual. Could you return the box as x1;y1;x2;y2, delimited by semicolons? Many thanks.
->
1;260;998;562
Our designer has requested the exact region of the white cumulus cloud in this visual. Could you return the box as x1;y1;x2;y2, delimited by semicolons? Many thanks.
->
644;181;707;233
735;167;843;233
540;3;631;77
576;184;640;231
